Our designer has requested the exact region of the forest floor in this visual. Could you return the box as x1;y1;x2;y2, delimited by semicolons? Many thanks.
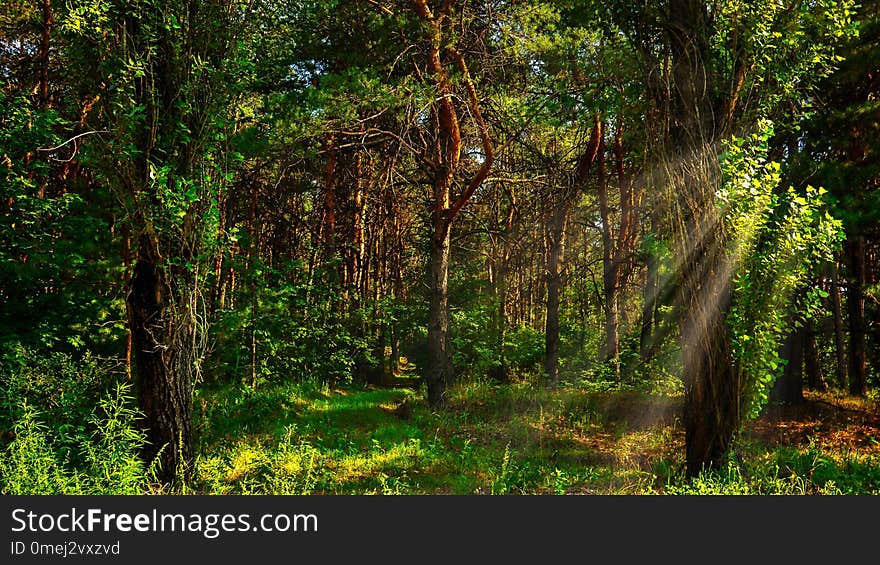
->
191;376;880;495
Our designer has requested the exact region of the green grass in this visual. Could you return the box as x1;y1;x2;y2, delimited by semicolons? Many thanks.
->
6;363;875;495
190;376;680;494
189;377;880;495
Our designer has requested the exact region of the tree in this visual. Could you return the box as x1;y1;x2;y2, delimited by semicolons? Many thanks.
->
66;0;246;482
410;0;495;406
615;0;855;474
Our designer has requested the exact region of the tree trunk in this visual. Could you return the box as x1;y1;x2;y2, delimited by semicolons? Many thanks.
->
426;224;453;406
846;236;867;396
247;182;259;387
612;125;636;376
680;240;738;476
804;318;825;391
770;325;805;405
639;236;660;362
544;205;567;385
322;135;338;260
210;193;227;317
127;234;194;483
414;0;494;405
830;259;848;388
667;0;740;476
490;253;511;382
38;0;52;108
597;134;620;372
122;224;133;381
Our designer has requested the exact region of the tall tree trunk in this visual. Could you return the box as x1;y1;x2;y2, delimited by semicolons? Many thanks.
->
427;223;453;406
612;125;636;376
679;236;737;476
38;0;52;108
597;133;620;372
830;259;848;387
352;149;367;297
667;0;740;476
247;182;259;387
493;263;510;381
846;236;867;396
128;234;194;483
544;205;567;385
543;117;601;382
322;135;338;261
489;184;515;382
122;224;133;381
413;0;494;406
639;229;660;362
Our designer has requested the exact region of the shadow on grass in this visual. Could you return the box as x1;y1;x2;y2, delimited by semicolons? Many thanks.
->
195;382;420;452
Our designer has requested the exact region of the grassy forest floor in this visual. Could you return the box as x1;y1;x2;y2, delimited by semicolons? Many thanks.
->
189;371;880;495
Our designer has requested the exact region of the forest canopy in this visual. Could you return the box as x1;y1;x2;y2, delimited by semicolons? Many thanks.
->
1;0;878;495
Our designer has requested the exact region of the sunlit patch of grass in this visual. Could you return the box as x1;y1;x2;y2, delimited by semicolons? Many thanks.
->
196;423;324;495
192;376;877;495
758;443;880;495
328;439;428;482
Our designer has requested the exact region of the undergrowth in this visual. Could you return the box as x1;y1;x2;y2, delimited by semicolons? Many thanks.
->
3;352;877;495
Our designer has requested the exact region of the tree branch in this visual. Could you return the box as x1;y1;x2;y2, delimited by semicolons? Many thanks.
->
443;47;495;233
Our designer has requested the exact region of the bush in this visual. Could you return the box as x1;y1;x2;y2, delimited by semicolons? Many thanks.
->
1;344;110;459
504;325;545;372
0;347;152;494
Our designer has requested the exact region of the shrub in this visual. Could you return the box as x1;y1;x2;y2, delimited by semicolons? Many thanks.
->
0;348;152;494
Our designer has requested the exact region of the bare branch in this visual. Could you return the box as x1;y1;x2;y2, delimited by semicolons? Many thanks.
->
36;130;109;153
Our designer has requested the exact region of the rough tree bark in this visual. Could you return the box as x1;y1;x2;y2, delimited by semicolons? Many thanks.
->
544;203;567;385
639;212;662;362
38;0;52;108
127;233;195;482
597;127;619;370
110;0;236;483
611;126;636;373
489;183;516;382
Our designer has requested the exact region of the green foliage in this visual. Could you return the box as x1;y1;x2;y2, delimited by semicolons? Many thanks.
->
80;384;155;494
451;301;504;376
505;325;546;372
64;0;248;326
451;302;546;378
1;345;113;458
198;426;322;495
0;404;71;494
721;122;843;419
0;352;152;495
0;93;123;354
1;0;876;497
193;378;880;494
788;1;880;235
662;441;880;495
766;444;880;495
211;261;369;385
712;0;857;123
663;462;818;495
